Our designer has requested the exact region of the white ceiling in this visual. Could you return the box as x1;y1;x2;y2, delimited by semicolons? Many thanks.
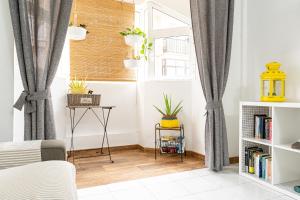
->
116;0;190;17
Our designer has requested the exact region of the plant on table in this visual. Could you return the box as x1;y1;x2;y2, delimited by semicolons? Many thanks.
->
154;94;183;128
69;77;88;94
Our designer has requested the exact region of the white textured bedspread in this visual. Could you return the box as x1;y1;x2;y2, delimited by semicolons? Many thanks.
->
0;161;77;200
0;140;41;169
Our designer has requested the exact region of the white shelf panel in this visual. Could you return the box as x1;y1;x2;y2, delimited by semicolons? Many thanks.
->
242;137;272;146
275;180;300;199
274;144;300;154
241;101;300;108
240;101;300;200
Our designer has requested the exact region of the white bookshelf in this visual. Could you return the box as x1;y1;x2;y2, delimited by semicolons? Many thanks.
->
239;101;300;200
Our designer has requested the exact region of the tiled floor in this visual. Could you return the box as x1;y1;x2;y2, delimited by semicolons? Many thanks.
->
78;166;295;200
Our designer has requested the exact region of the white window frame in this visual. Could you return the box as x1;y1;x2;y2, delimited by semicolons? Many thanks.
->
143;1;195;81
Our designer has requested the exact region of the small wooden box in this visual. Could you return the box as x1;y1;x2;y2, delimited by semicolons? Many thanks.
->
67;94;101;107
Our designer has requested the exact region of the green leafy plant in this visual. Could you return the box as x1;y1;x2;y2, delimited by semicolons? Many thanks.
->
140;37;152;61
120;27;146;37
154;94;183;119
120;27;153;61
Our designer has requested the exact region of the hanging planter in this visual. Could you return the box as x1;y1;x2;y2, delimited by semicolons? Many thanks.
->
124;35;143;46
123;58;142;68
120;27;153;68
68;0;88;41
68;25;87;41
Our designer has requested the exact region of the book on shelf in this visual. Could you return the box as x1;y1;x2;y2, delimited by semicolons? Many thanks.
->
250;148;263;174
254;151;263;177
244;146;272;181
254;114;272;141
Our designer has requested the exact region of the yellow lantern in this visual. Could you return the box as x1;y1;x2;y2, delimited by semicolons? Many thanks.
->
260;62;286;102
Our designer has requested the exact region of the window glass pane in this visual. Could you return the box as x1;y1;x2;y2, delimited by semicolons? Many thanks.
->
274;80;281;96
263;80;269;96
155;36;191;78
152;8;188;30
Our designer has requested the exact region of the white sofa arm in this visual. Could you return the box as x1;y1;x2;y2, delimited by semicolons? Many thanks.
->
0;141;42;170
0;161;78;200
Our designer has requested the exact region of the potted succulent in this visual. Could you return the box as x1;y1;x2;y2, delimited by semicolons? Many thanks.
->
69;77;88;94
154;94;183;128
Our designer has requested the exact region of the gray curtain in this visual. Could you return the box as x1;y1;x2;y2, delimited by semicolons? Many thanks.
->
190;0;234;171
9;0;72;140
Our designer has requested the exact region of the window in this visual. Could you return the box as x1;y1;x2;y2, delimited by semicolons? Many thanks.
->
152;9;187;30
154;36;191;78
145;3;194;80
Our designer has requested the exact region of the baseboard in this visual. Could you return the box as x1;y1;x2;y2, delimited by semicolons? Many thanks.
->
65;132;138;150
229;156;239;164
68;144;140;158
68;144;239;164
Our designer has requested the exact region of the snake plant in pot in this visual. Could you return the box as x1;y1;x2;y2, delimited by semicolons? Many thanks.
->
154;94;183;128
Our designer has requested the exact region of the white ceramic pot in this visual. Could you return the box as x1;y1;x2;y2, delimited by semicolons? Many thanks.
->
124;35;143;46
68;26;87;40
123;59;142;68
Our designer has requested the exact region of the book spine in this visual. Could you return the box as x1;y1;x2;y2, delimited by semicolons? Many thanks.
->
265;119;269;140
262;116;266;139
255;116;259;138
259;117;263;139
262;157;266;179
245;147;249;173
255;154;260;177
249;150;254;174
269;121;272;141
259;155;263;178
268;158;272;181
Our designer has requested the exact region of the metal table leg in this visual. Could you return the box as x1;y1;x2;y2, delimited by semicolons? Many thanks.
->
101;108;113;163
68;108;89;164
67;106;115;164
91;107;114;163
180;125;183;162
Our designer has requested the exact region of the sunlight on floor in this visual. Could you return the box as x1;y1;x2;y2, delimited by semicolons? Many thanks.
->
78;166;293;200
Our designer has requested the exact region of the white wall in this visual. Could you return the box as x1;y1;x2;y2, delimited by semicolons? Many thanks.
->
0;1;14;142
223;0;243;157
65;82;139;150
138;80;193;149
243;0;300;101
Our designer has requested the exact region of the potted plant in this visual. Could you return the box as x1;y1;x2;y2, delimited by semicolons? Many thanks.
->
120;27;153;61
68;22;89;41
140;37;153;61
120;27;145;46
69;77;88;94
154;94;183;128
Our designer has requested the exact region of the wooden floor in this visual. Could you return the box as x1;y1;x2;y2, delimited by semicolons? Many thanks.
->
73;149;205;189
